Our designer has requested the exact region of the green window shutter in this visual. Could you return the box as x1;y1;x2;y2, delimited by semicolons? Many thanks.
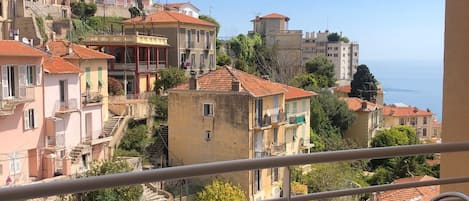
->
85;67;91;88
293;102;297;114
98;67;103;87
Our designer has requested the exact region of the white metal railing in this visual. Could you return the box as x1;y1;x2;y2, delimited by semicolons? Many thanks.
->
1;142;469;200
55;99;78;113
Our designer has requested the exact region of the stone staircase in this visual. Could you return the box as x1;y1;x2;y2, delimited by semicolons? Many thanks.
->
146;125;169;167
70;144;90;164
103;115;121;137
142;184;169;201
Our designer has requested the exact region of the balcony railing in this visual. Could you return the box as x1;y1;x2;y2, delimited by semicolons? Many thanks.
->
84;34;169;47
0;87;35;115
272;110;287;125
82;92;103;105
2;142;469;201
288;114;306;125
46;134;65;148
271;143;286;156
55;99;79;114
255;113;272;128
185;41;195;49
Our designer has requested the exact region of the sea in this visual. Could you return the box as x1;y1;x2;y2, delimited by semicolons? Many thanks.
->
362;59;444;121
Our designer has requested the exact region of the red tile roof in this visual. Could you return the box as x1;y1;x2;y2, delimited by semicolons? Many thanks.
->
123;11;215;27
261;13;289;20
0;40;46;57
43;56;81;74
377;176;440;201
276;83;316;100
432;119;441;127
341;97;382;112
40;41;114;60
384;105;433;117
172;66;287;97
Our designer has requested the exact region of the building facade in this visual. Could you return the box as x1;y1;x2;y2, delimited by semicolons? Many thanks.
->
251;13;303;83
342;97;383;147
0;40;46;185
122;11;217;76
383;104;434;141
303;31;359;84
168;66;314;200
333;84;384;106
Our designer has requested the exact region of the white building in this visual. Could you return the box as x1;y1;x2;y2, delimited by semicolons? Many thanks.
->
303;31;359;85
163;2;200;18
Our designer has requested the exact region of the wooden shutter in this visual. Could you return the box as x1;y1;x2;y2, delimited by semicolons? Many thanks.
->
19;65;27;97
1;65;8;99
33;109;38;128
23;109;30;130
35;65;41;85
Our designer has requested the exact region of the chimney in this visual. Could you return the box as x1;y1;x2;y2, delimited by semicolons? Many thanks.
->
189;71;198;90
361;101;367;111
232;79;240;92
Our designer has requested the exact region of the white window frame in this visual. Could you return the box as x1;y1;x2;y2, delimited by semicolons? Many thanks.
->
9;152;21;175
203;103;214;117
24;108;38;130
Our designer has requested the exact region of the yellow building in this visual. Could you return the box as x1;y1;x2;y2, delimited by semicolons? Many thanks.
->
383;104;434;141
342;97;383;147
168;66;314;200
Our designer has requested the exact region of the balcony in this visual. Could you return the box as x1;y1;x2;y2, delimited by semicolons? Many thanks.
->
0;87;35;116
55;99;79;114
288;114;306;125
2;142;469;201
82;92;103;106
255;113;272;129
272;110;287;126
46;134;65;150
84;34;169;47
270;143;286;156
45;117;66;150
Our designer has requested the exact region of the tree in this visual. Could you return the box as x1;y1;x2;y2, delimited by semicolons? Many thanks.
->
119;124;150;154
371;128;410;148
71;1;97;22
199;15;220;37
149;95;168;121
196;179;246;201
303;162;365;193
349;64;378;102
305;56;336;88
108;77;124;95
216;53;232;66
155;67;188;92
72;160;143;201
128;7;142;18
327;32;341;42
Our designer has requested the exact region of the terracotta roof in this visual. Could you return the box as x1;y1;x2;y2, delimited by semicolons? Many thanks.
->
43;56;81;74
432;119;441;127
377;176;440;201
334;85;384;94
341;97;382;112
384;105;433;117
172;66;287;97
123;11;215;27
40;41;114;60
0;40;46;57
261;13;289;20
276;83;316;100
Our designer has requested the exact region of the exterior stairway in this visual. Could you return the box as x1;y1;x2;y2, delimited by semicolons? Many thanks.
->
102;115;120;137
142;184;168;201
70;144;90;164
146;125;168;167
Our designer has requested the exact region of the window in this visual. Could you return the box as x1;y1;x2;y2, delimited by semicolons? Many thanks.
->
272;168;279;182
334;53;338;57
254;169;261;192
26;65;35;85
200;54;205;68
206;33;210;49
423;128;427;136
98;67;103;90
205;130;211;141
191;54;195;69
24;108;38;130
186;30;191;48
292;128;297;142
209;54;214;68
85;67;91;88
9;152;20;175
197;31;200;43
59;80;67;103
433;129;438;137
410;117;417;126
399;118;405;125
423;117;428;125
292;102;297;114
203;103;214;116
285;103;289;115
181;53;187;68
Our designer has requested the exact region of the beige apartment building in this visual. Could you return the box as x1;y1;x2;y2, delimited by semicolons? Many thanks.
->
123;11;217;76
251;13;303;83
383;104;435;141
303;31;359;85
168;66;314;200
342;97;383;147
441;0;469;194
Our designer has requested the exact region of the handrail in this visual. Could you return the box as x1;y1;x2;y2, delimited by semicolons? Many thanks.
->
431;192;469;201
108;110;126;137
1;142;469;200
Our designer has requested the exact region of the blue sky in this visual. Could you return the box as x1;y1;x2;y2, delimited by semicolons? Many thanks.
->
156;0;445;61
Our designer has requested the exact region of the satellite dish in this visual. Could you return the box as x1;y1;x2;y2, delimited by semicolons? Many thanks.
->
22;37;29;45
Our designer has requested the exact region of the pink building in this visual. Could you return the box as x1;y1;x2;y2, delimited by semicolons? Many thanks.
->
0;40;46;185
43;56;83;178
